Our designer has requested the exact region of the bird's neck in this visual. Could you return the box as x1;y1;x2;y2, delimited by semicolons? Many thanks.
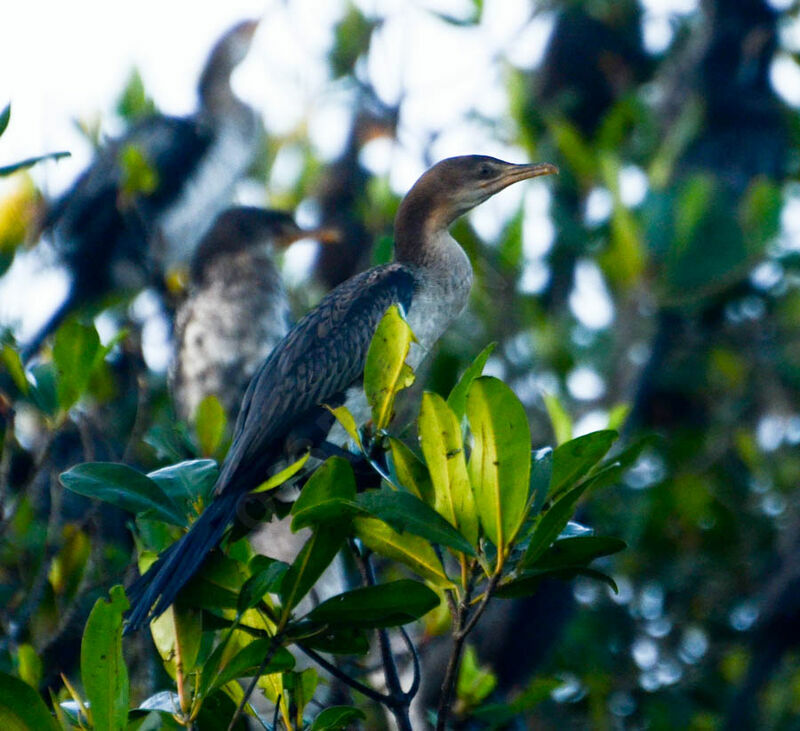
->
198;68;246;120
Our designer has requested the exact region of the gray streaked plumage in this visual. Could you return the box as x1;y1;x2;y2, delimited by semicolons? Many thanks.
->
126;155;557;630
23;20;260;362
171;207;313;423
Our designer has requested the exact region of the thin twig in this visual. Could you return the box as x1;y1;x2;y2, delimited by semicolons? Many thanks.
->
297;645;391;705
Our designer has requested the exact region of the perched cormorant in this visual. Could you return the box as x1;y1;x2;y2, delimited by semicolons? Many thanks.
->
22;20;260;361
125;155;557;630
171;206;337;423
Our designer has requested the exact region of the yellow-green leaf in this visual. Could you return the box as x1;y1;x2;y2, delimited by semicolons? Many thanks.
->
364;305;416;430
466;377;531;554
388;438;434;504
325;405;363;451
418;392;478;548
195;394;227;456
252;452;310;494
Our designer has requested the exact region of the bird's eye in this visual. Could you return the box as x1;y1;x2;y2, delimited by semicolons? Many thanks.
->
478;164;492;178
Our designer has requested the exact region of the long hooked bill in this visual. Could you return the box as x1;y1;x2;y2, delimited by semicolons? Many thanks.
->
277;226;342;249
492;162;559;191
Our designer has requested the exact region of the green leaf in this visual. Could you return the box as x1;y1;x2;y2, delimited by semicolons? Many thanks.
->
305;580;440;628
447;343;495;421
325;405;363;450
388;438;435;504
237;560;288;614
81;586;129;731
542;392;572;445
466;376;531;553
178;552;246;612
549;430;617;499
148;459;218;512
0;103;10;138
194;395;227;456
529;450;553;515
1;345;28;395
280;525;347;610
533;536;627;570
0;152;70;177
15;644;41;689
291;457;358;530
457;644;497;708
211;640;294;690
356;488;475;556
497;567;618;599
296;625;370;655
520;481;595;568
29;362;58;415
310;705;367;730
149;605;202;677
252;452;310;494
52;319;102;411
364;305;416;430
354;517;454;587
61;462;187;526
0;671;60;731
418;392;478;547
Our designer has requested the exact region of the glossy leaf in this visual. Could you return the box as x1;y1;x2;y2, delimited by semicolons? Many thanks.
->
306;579;440;628
356;488;475;556
364;304;416;430
388;438;434;504
61;462;187;526
548;430;617;499
237;560;288;614
466;376;531;552
354;517;454;587
520;481;593;568
310;706;367;730
195;395;227;456
447;343;495;421
280;524;348;610
81;586;129;731
291;457;358;530
150;604;202;678
497;567;619;599
148;459;218;512
297;626;370;655
0;672;60;731
533;536;627;570
418;392;478;547
529;450;553;515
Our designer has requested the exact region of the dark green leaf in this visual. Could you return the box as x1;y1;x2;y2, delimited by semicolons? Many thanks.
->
212;640;294;690
0;671;60;731
529;450;553;515
291;457;358;530
179;552;246;612
549;430;617;499
29;362;59;416
310;705;367;730
497;567;618;598
297;626;370;656
81;586;129;731
0;103;10;138
305;579;440;628
356;488;475;556
0;151;70;177
238;560;288;614
446;343;495;421
61;462;187;526
148;459;218;512
280;524;347;610
533;536;627;570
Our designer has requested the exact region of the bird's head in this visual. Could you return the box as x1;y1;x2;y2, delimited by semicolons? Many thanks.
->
190;207;338;284
395;155;558;259
202;19;259;84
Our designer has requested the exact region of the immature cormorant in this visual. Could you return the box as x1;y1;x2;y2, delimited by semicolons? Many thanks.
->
171;206;337;423
125;155;557;630
22;20;260;361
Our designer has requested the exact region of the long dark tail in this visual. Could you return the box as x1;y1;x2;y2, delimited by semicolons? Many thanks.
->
124;489;240;632
20;287;80;364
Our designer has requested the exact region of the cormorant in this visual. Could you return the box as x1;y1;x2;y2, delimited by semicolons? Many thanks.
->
125;155;557;630
171;206;337;423
22;19;260;361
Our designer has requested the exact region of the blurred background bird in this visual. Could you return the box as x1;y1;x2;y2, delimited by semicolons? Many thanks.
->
22;19;261;362
171;205;338;424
